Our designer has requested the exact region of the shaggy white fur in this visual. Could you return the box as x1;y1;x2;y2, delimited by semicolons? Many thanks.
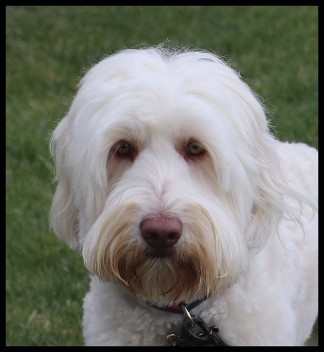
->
50;46;318;346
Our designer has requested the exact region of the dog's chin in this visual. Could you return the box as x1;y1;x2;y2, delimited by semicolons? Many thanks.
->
114;252;209;305
91;243;229;305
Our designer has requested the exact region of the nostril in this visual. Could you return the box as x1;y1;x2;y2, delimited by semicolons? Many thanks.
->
143;231;160;247
140;216;182;249
167;232;181;245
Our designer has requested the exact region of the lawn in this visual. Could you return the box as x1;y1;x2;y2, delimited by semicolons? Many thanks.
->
6;6;318;346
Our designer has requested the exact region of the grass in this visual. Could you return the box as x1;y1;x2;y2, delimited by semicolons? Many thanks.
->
6;5;318;346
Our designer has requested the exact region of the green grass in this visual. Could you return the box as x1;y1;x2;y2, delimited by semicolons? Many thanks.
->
6;5;318;346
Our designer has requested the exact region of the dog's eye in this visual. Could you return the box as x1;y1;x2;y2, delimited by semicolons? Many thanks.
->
113;140;136;160
187;141;205;157
117;142;131;155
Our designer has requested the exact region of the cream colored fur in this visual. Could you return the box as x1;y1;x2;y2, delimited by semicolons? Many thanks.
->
50;46;318;345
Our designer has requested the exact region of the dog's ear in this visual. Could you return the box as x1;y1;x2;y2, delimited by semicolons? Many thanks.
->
246;137;301;252
50;117;80;251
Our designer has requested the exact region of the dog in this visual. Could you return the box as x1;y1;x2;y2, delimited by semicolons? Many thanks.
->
50;46;318;346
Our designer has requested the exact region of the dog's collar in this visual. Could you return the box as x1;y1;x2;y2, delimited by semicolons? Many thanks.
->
144;296;228;346
144;296;208;314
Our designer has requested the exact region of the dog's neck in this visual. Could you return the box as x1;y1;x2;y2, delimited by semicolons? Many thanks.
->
143;296;228;346
143;296;208;314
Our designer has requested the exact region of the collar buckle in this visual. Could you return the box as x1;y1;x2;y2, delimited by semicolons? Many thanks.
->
166;300;228;346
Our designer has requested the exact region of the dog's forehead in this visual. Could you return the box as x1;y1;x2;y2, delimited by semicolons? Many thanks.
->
72;50;267;149
106;101;215;141
98;82;221;135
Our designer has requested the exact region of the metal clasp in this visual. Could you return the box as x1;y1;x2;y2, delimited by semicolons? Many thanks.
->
180;303;195;327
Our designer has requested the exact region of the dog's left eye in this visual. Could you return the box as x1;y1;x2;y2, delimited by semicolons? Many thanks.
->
187;141;205;157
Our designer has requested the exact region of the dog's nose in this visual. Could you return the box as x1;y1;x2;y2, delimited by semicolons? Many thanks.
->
140;216;182;249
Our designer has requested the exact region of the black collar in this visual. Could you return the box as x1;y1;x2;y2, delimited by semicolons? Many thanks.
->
144;296;228;346
144;296;208;314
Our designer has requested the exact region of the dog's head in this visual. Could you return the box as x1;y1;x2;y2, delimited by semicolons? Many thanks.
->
50;47;295;305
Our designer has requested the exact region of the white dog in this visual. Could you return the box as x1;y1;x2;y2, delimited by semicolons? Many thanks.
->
50;46;318;346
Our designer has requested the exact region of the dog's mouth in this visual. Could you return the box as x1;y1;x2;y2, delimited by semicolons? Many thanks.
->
86;203;238;304
144;247;175;259
108;247;203;304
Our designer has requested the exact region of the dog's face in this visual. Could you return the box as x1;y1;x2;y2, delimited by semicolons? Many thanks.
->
50;47;287;305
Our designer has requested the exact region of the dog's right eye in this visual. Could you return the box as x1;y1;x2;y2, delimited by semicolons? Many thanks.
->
113;140;137;160
117;142;131;155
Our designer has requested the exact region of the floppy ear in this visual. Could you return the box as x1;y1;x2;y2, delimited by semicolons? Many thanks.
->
246;134;301;252
50;117;80;251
